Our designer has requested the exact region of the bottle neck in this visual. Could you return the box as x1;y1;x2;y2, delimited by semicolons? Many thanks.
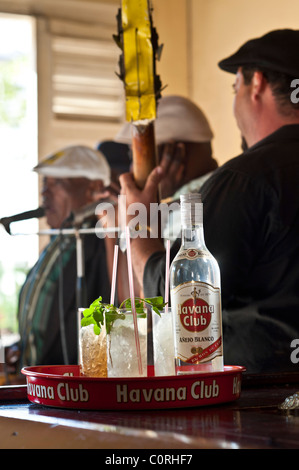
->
181;223;206;249
180;196;205;249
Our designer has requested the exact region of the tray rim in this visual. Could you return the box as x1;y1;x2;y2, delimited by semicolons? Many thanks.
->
21;364;246;411
21;364;246;383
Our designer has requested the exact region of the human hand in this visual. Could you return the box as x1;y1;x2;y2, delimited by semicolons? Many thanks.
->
119;166;164;232
119;167;166;283
158;142;185;199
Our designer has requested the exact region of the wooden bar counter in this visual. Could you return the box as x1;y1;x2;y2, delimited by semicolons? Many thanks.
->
0;371;299;450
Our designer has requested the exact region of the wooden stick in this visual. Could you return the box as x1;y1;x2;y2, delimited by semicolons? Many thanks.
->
131;121;157;189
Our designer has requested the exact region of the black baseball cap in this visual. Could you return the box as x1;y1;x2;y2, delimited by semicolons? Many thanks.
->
218;29;299;76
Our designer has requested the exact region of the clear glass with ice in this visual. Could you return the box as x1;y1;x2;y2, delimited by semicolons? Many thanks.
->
107;310;147;378
152;308;175;376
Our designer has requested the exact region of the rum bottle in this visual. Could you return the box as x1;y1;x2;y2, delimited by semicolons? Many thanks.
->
170;193;223;374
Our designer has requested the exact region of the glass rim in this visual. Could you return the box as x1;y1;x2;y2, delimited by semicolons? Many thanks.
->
78;306;171;312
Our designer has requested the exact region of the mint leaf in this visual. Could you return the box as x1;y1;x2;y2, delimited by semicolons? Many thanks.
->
81;296;167;335
119;296;167;316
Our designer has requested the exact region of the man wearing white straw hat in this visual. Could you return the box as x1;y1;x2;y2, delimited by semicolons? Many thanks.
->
116;95;218;242
115;95;218;201
9;145;114;372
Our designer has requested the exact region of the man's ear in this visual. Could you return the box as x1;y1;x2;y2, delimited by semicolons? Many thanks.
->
251;71;267;101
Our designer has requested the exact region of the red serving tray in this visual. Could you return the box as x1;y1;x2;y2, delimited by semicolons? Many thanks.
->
21;365;245;410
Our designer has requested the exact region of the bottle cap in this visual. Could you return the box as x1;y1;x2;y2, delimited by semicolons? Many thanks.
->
180;193;203;226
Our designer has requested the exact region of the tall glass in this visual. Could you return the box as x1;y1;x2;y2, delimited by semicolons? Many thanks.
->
107;309;148;378
152;308;175;376
78;308;107;377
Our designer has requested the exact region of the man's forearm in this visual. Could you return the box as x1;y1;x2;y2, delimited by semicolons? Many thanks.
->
130;236;165;291
119;167;166;294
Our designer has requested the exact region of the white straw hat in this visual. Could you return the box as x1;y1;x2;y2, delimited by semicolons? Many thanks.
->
33;145;111;185
114;95;214;145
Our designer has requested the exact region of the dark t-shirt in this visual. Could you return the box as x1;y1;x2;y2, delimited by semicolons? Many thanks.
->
144;125;299;373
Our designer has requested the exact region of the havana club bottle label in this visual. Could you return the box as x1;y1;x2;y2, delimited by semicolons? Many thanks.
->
171;281;222;365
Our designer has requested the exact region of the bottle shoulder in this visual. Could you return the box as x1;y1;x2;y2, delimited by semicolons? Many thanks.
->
170;247;221;287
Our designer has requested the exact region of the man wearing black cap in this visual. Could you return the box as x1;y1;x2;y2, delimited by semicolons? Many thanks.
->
120;29;299;374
